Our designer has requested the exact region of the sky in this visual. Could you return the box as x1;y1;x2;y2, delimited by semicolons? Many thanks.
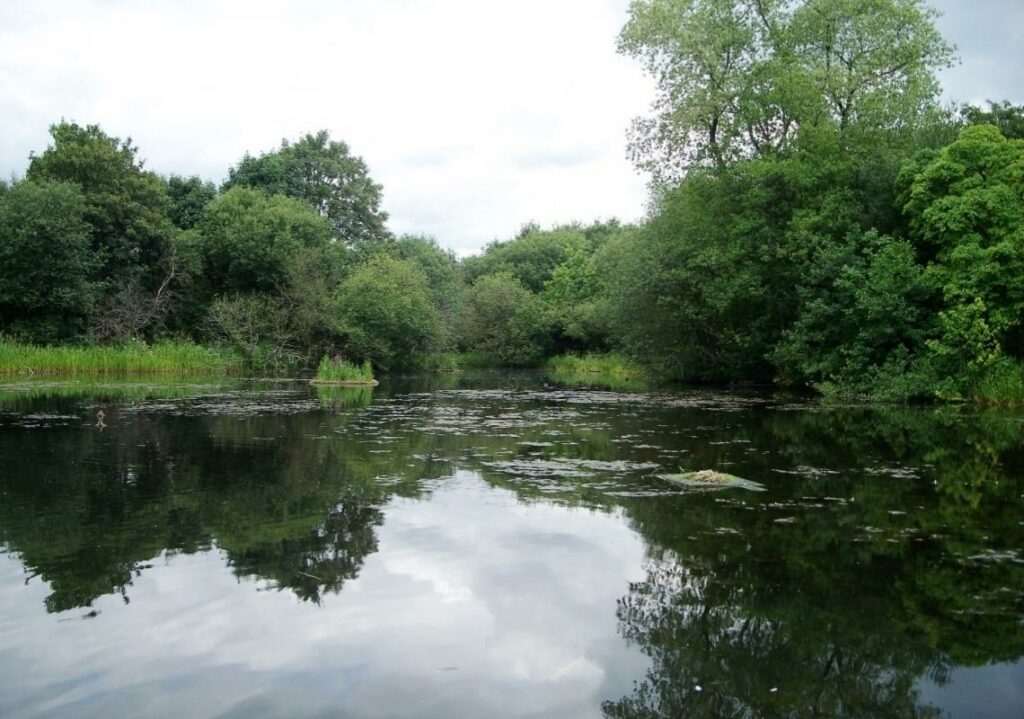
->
0;0;1021;257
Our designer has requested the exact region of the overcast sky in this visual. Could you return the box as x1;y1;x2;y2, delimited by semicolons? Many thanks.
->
1;1;1021;256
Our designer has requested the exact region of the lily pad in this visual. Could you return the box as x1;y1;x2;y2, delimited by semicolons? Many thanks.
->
656;469;766;492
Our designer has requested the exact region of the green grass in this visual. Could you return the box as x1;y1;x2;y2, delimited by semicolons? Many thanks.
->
545;352;653;391
314;356;375;383
970;359;1024;406
0;339;243;377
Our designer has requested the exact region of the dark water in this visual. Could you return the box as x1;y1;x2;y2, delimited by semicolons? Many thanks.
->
0;373;1022;718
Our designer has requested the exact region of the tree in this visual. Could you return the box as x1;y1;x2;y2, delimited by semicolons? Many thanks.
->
619;0;955;182
458;274;550;366
26;122;177;291
335;255;441;371
461;226;588;293
772;229;932;397
391;235;462;349
165;175;217;230
224;130;389;247
542;246;609;349
789;0;955;135
900;124;1024;358
962;101;1024;140
619;0;795;177
197;187;334;295
0;180;97;342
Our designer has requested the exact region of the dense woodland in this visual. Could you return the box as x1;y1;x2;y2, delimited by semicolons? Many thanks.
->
1;0;1023;402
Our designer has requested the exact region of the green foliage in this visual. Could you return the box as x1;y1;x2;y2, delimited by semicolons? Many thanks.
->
458;273;549;366
0;339;241;376
604;157;827;381
542;246;609;348
335;255;441;371
204;294;303;370
969;358;1024;406
420;352;465;372
314;356;374;382
461;226;588;293
924;299;1004;400
0;180;97;342
197;187;334;295
545;352;652;391
391;235;462;349
962;100;1024;140
224;130;389;247
901;124;1024;355
165;174;216;229
27;122;177;292
619;0;954;181
773;230;932;394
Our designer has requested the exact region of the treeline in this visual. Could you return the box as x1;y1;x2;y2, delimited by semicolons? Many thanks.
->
0;124;456;370
2;0;1023;402
0;117;625;374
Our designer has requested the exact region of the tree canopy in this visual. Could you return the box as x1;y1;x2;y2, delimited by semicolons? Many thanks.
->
224;130;390;247
619;0;955;181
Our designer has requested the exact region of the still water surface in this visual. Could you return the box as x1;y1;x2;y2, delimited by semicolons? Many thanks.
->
0;373;1021;718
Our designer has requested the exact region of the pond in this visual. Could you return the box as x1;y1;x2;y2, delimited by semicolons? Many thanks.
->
0;372;1022;718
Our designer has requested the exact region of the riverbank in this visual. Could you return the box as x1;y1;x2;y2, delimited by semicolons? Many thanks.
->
544;353;653;391
0;340;243;376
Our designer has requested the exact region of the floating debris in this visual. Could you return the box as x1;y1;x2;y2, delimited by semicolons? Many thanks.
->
656;469;766;492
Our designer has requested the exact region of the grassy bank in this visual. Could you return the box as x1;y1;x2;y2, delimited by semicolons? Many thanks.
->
0;340;243;376
545;353;653;391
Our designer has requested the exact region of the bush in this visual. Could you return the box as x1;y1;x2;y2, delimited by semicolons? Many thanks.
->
458;274;550;366
336;255;442;371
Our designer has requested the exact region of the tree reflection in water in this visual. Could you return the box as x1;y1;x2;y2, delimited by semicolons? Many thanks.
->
0;377;1021;718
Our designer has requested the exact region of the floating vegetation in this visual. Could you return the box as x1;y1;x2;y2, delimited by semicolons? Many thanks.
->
656;469;767;492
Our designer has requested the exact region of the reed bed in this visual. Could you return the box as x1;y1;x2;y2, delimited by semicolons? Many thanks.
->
0;340;243;376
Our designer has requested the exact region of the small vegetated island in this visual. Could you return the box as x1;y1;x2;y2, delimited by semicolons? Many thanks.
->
310;357;378;386
1;0;1022;405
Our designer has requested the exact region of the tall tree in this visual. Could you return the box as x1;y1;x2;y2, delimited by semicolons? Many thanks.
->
224;130;389;247
197;187;334;295
619;0;955;182
789;0;954;135
0;180;97;342
165;174;217;230
619;0;791;178
26;122;177;291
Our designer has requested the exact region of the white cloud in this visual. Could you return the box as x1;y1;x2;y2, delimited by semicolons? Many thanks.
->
0;0;652;256
1;1;1020;256
0;471;652;718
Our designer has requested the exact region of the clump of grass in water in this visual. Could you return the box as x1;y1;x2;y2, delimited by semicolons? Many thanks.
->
0;339;243;376
313;356;375;384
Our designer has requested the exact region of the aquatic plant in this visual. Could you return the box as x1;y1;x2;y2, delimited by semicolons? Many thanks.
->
312;356;375;384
